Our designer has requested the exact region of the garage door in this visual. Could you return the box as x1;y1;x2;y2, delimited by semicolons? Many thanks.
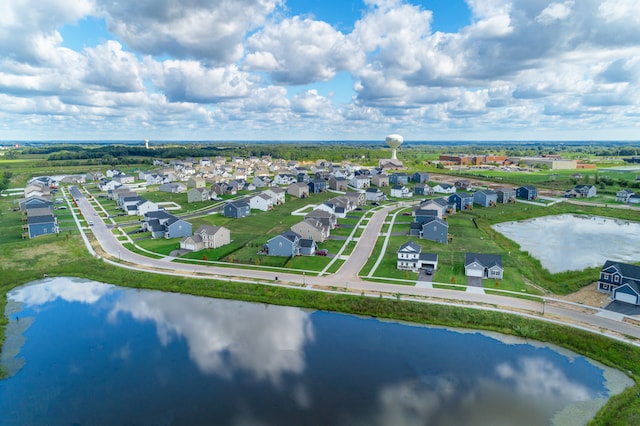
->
466;269;483;278
615;291;637;305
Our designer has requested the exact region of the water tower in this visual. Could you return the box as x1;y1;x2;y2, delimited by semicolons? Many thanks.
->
145;139;149;149
385;134;403;160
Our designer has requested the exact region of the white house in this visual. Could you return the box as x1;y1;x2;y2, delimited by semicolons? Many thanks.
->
432;183;456;194
248;193;274;211
390;185;412;198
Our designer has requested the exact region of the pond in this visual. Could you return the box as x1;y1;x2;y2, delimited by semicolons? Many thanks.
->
0;277;632;425
492;214;640;273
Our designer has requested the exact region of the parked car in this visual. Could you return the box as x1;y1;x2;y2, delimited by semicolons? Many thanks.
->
88;220;94;226
316;249;328;256
425;267;434;275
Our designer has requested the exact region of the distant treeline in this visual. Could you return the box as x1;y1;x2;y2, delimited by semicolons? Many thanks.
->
17;141;640;165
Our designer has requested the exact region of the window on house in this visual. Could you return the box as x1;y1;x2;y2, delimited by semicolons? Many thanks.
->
602;273;610;280
614;275;619;283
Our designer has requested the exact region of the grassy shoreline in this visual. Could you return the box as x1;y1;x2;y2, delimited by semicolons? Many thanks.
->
1;240;639;424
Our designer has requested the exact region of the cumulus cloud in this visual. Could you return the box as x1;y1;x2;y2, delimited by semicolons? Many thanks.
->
96;0;281;64
1;0;640;139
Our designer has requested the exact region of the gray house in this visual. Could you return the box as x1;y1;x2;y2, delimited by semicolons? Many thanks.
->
223;200;251;218
266;230;302;257
565;185;597;198
496;187;516;204
473;189;498;207
465;253;503;280
411;217;448;244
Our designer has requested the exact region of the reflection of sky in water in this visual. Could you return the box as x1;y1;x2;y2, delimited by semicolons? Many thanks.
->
493;214;640;273
0;278;631;425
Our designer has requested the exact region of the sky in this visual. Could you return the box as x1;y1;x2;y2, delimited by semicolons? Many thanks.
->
1;0;640;142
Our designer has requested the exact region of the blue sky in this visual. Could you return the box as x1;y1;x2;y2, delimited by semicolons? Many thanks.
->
1;0;640;141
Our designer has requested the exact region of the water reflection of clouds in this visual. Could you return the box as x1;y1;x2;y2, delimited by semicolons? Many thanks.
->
363;357;596;426
9;277;114;306
108;291;314;384
493;215;640;273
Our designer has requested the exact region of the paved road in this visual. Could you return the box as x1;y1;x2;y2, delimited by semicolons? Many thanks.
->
69;186;640;345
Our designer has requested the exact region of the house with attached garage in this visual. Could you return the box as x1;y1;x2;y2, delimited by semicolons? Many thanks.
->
465;253;503;280
365;187;386;202
248;193;273;211
180;225;230;252
291;217;330;242
396;240;438;272
263;187;286;205
142;210;192;239
187;187;211;203
266;230;303;257
616;189;635;203
371;173;389;187
564;184;597;198
597;260;640;305
413;183;433;197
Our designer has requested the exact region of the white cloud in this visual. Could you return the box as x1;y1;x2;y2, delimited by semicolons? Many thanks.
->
536;1;575;25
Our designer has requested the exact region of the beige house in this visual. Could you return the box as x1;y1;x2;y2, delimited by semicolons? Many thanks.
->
287;182;310;198
187;176;206;189
371;173;389;187
180;225;231;251
291;218;330;242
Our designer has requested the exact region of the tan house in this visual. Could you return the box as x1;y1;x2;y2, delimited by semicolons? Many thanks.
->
180;225;231;251
291;218;330;242
287;182;310;198
371;173;389;187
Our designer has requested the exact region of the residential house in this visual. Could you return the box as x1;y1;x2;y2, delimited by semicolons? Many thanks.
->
344;191;366;207
396;240;438;272
98;178;122;192
432;183;456;194
516;185;538;200
223;200;251;218
414;209;439;223
287;182;310;198
298;238;317;256
142;211;191;239
158;182;187;193
179;225;230;251
455;180;471;190
371;173;389;187
291;218;330;242
496;187;516;204
263;187;286;205
26;209;58;239
135;199;160;216
308;179;328;194
389;172;409;185
410;217;448;244
187;187;211;203
616;189;635;203
416;197;454;219
145;174;166;185
20;195;53;212
365;188;386;202
266;230;302;257
349;175;370;189
112;173;135;184
328;176;349;191
473;190;498;207
412;172;430;183
414;183;433;196
565;184;597;198
252;176;271;188
305;209;337;229
629;195;640;204
248;193;274;211
274;173;297;186
390;185;412;198
465;253;504;280
597;260;640;305
449;192;474;211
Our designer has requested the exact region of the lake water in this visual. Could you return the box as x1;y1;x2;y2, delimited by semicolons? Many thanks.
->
492;214;640;273
0;277;632;426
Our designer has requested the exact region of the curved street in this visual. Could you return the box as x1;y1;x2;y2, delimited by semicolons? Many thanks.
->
69;186;640;345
